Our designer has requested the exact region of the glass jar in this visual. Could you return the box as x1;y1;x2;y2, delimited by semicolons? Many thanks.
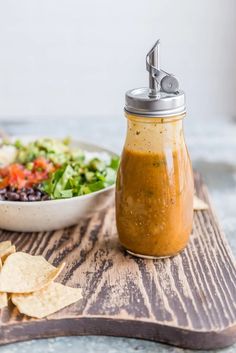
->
115;112;194;258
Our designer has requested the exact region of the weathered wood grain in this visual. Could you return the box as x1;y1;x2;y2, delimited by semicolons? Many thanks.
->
0;173;235;349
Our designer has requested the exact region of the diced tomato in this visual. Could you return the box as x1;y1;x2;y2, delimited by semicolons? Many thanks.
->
0;167;9;178
0;158;57;190
0;177;9;189
33;157;48;170
7;164;26;189
33;157;55;174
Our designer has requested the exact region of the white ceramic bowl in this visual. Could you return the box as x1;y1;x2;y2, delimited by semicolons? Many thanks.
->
0;139;117;232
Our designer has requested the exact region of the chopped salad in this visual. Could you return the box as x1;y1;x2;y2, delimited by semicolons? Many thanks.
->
0;138;119;201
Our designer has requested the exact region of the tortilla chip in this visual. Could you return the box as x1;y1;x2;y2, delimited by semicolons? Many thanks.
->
0;245;16;262
0;241;15;263
0;241;12;259
0;252;65;293
12;282;83;318
0;293;8;309
0;241;11;251
194;196;209;211
0;250;7;309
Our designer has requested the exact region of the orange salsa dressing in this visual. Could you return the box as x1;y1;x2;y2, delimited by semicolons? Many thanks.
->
116;146;193;257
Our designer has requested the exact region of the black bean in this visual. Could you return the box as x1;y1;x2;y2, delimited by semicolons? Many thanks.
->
33;194;41;201
0;185;50;202
6;192;20;201
19;192;28;201
26;188;34;195
8;186;17;193
35;191;42;201
28;194;37;201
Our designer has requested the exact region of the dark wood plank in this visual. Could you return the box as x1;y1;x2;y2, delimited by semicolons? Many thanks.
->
0;173;236;349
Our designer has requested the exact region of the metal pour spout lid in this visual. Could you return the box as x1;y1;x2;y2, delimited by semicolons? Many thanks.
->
125;40;186;117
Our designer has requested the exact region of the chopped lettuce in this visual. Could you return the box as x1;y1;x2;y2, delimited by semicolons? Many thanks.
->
41;156;119;199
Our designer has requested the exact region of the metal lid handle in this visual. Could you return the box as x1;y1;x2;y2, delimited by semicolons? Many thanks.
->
146;40;180;97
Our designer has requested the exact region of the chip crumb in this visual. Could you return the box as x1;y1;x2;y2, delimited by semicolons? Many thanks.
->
194;196;208;211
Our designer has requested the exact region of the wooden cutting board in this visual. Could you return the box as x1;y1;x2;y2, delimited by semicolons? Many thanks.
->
0;173;236;350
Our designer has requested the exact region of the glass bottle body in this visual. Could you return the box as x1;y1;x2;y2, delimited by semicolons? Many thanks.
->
115;113;194;258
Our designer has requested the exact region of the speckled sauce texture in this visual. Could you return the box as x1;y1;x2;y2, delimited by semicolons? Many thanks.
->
0;116;235;353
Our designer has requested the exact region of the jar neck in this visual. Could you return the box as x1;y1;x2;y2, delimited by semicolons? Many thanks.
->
124;113;186;153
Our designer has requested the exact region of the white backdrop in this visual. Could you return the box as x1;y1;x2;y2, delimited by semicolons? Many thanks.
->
0;0;235;121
